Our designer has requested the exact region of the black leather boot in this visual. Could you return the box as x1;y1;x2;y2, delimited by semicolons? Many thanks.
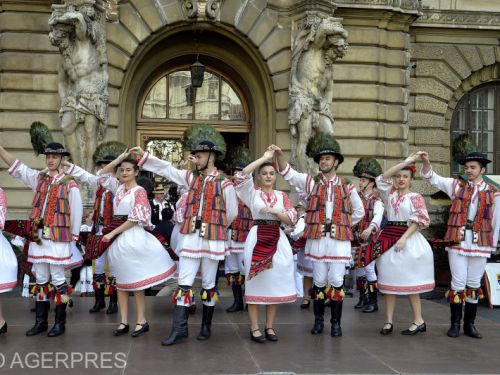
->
447;302;462;338
106;289;118;314
197;305;215;340
463;302;482;339
26;300;49;336
226;284;244;313
47;303;67;337
363;283;378;313
330;300;343;337
311;299;325;334
354;278;368;309
161;305;189;346
89;275;106;313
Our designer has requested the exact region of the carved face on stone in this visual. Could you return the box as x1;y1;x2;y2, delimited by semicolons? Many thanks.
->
48;27;70;48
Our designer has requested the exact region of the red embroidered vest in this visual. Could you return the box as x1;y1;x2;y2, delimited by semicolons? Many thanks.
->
92;186;114;232
445;179;497;247
230;199;253;243
180;171;228;240
30;173;75;242
355;194;377;238
304;175;354;241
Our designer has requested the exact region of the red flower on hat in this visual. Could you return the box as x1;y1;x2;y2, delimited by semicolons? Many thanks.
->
408;164;417;173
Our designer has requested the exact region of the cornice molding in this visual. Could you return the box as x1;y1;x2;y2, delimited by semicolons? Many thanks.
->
414;9;500;29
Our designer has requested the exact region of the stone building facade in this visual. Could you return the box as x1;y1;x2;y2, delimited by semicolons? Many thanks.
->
1;0;500;219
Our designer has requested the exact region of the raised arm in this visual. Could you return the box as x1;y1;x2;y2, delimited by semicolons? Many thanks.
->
130;146;191;188
63;161;98;189
419;151;455;198
0;146;16;167
382;152;421;180
272;145;309;192
241;148;275;176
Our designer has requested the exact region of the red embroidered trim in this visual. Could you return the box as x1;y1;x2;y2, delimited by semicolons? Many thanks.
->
116;264;176;290
244;294;297;303
28;254;72;261
280;164;291;178
8;160;21;175
306;254;351;261
227;246;245;251
378;282;435;293
0;281;17;290
180;248;226;256
446;246;492;254
65;259;84;269
138;152;149;167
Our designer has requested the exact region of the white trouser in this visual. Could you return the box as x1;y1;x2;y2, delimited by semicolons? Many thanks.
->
224;252;244;274
448;252;487;304
294;255;304;297
34;263;66;287
94;250;115;276
313;261;345;288
356;262;377;282
178;256;219;306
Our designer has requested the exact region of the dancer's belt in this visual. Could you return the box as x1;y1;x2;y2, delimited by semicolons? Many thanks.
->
113;215;128;221
386;221;408;227
253;219;280;227
465;220;474;230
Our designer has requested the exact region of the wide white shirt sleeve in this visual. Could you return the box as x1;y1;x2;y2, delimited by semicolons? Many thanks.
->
369;199;384;231
349;186;365;226
138;152;191;188
66;163;98;190
223;182;238;227
96;170;120;194
291;216;306;240
279;163;309;193
69;185;83;240
8;159;40;191
420;166;456;199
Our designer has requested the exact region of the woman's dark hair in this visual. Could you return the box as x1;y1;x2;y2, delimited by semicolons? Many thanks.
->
400;165;415;178
119;158;140;171
257;161;275;173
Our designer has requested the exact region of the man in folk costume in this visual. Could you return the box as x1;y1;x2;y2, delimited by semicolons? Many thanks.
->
420;135;500;339
130;124;238;345
150;184;169;226
352;157;384;313
0;142;83;337
224;147;254;313
63;141;127;315
274;134;365;337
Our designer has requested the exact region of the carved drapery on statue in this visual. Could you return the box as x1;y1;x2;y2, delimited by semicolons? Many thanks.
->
289;14;349;173
49;0;110;172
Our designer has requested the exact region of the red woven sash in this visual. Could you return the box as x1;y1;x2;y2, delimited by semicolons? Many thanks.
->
248;224;280;280
356;224;407;268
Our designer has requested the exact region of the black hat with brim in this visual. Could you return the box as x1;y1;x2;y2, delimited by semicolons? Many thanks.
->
43;142;70;156
96;154;115;165
458;151;491;166
313;148;344;164
191;141;223;156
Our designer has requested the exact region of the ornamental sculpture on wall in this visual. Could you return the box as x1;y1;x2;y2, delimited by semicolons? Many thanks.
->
48;0;109;172
183;0;220;21
289;14;349;173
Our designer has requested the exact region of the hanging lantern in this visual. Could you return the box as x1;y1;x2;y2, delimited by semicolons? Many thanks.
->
190;59;205;88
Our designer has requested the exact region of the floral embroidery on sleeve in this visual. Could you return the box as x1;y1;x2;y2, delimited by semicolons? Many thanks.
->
129;187;152;226
409;194;430;229
282;192;297;225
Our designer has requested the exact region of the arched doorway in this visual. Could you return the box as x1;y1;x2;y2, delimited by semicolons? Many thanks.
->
118;26;276;160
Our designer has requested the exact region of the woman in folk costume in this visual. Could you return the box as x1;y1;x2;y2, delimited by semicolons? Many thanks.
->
130;124;238;346
275;135;365;338
93;152;177;337
352;157;384;313
64;141;127;315
224;147;254;313
0;187;18;335
233;147;297;343
420;135;500;339
289;200;313;309
0;141;83;338
359;153;434;335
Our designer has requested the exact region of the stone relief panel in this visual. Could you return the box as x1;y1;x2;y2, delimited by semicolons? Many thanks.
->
48;0;109;172
289;14;349;172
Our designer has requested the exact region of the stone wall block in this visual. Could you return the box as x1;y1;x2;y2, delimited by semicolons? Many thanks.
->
275;110;288;130
235;0;266;35
0;112;59;131
219;0;245;26
107;23;139;55
119;2;151;43
410;77;453;101
415;61;461;89
271;72;289;91
0;92;59;111
259;26;291;60
0;32;56;52
108;66;125;88
266;49;291;74
414;95;448;114
0;53;59;73
412;44;471;79
130;0;166;32
408;112;445;129
0;73;57;92
107;44;131;71
478;46;496;67
157;0;185;24
0;12;50;32
457;46;483;73
248;8;278;47
275;91;288;110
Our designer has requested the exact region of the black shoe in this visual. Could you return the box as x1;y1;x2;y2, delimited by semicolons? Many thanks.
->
47;303;67;337
89;287;106;313
250;329;266;343
354;293;368;309
311;299;325;334
26;301;49;337
265;328;278;342
300;299;310;309
380;322;393;335
106;290;118;315
197;305;215;340
113;323;129;336
161;305;189;346
447;303;462;338
0;321;7;334
226;284;244;313
363;287;378;313
330;300;343;337
131;322;149;337
463;302;482;339
401;322;426;336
